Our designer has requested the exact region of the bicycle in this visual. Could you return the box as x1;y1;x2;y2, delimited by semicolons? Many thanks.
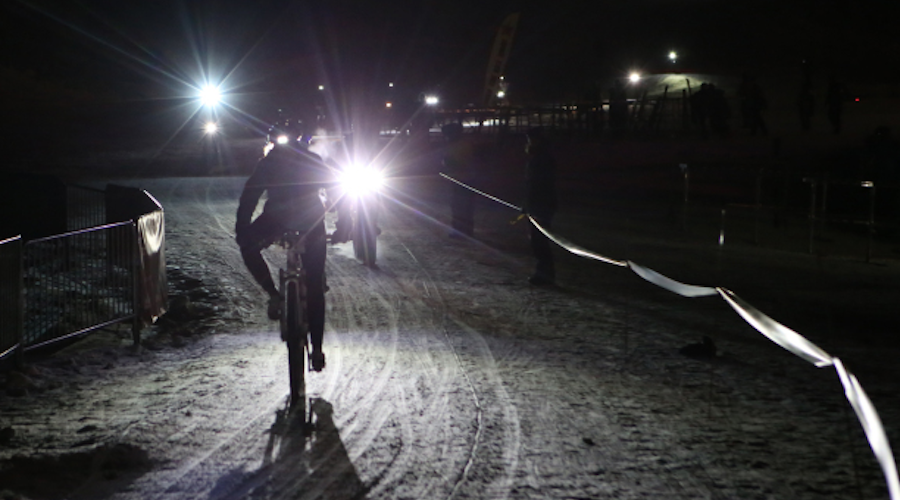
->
277;231;313;409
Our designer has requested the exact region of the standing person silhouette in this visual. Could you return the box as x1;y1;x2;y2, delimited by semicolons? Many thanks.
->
522;127;558;286
797;82;815;132
826;75;849;134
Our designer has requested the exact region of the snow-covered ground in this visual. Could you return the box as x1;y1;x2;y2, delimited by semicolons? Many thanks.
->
1;120;899;500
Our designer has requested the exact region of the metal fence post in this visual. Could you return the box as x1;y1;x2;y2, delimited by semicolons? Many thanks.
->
807;178;817;254
719;208;726;247
680;163;689;231
131;221;142;347
863;181;876;263
754;169;763;245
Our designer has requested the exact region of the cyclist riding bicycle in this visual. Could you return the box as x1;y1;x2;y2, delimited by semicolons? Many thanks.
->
235;117;351;372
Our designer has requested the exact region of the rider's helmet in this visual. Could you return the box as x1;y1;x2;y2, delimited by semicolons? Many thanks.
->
267;118;310;147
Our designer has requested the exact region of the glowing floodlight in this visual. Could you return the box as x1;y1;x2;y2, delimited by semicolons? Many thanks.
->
200;85;221;107
425;95;439;106
497;90;506;99
629;72;641;83
204;122;218;134
385;102;393;108
669;51;678;62
318;85;325;91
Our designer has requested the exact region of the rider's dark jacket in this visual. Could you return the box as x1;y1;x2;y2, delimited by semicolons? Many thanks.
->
236;145;335;235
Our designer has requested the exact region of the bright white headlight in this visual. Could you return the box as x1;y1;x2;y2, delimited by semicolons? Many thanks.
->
341;164;383;195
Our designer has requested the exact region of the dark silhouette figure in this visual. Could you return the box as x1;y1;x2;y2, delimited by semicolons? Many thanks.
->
690;83;713;138
679;336;717;359
522;127;558;286
708;84;731;138
863;127;900;232
738;73;754;129
744;76;768;136
826;76;849;134
442;122;476;238
797;82;815;132
608;79;628;138
863;126;900;182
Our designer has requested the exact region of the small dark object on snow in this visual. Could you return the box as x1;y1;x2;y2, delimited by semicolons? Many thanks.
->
582;437;595;446
0;427;14;445
527;274;554;286
679;336;716;359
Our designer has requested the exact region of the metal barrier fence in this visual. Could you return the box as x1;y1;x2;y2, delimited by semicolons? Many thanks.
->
0;236;23;361
676;164;900;261
22;222;137;351
66;184;106;231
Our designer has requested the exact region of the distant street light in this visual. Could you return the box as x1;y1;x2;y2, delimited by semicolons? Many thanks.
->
204;122;218;135
669;51;678;63
629;72;641;83
200;85;221;107
424;95;439;106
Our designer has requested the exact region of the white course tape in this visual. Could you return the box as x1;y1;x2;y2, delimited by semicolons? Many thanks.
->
716;288;833;368
627;261;718;297
834;358;900;500
529;216;627;267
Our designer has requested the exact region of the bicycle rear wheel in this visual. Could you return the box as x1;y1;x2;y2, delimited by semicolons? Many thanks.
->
285;280;306;408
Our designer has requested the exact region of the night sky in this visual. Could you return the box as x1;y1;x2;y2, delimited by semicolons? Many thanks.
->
1;0;895;144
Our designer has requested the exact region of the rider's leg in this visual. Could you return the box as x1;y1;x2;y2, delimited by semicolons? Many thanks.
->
302;224;328;370
238;213;281;318
240;245;279;297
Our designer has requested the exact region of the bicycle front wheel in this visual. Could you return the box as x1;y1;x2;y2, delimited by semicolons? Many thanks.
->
352;207;377;266
285;280;306;407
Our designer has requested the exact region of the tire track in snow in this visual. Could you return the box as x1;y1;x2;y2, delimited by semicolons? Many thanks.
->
385;207;523;500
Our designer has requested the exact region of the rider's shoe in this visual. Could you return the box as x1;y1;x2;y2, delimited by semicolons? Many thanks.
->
311;350;326;372
267;295;282;321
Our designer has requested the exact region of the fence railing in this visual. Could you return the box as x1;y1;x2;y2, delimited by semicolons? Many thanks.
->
387;94;728;140
22;222;138;351
0;236;23;362
676;164;900;261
